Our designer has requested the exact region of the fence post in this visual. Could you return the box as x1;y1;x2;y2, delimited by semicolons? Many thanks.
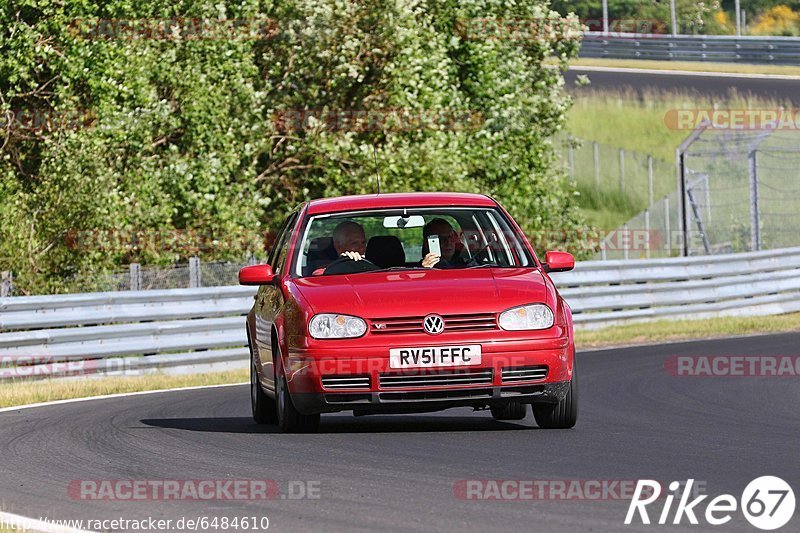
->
748;150;761;251
664;196;671;256
676;147;687;257
129;263;141;291
593;142;600;189
644;209;651;259
622;223;630;260
600;239;607;261
1;271;12;297
568;142;575;182
189;256;201;288
619;148;625;194
647;155;654;207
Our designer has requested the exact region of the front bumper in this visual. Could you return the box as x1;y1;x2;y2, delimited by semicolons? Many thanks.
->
284;335;573;415
291;381;571;415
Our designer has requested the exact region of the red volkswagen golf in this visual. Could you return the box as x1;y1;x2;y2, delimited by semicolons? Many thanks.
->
240;192;577;432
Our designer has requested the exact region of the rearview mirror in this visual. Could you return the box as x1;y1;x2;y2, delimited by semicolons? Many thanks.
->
239;264;275;285
543;251;574;273
383;215;425;229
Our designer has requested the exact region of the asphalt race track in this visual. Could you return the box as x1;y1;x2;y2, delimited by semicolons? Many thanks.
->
565;67;800;105
1;332;798;532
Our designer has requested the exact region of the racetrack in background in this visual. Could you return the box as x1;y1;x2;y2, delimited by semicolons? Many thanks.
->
566;66;800;105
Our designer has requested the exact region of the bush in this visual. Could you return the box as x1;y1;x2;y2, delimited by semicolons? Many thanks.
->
1;0;585;294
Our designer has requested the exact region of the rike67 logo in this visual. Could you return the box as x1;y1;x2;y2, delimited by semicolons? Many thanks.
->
625;477;795;530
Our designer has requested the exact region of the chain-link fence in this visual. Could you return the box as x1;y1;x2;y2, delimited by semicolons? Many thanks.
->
557;134;675;210
597;125;800;259
555;134;679;260
113;258;262;292
678;127;800;256
0;258;264;296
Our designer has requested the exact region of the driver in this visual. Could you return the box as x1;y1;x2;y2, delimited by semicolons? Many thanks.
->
314;221;369;275
332;220;367;260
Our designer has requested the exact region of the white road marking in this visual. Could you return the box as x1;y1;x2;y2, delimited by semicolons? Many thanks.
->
0;382;247;414
569;65;800;81
0;382;248;532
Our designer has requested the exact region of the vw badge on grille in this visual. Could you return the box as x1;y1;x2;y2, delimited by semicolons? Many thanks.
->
423;314;445;335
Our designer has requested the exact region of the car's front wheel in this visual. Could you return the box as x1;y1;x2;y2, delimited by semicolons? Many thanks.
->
275;357;320;433
490;401;527;421
532;365;578;429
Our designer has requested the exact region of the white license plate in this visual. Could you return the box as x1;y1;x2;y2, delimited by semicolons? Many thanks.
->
389;345;482;369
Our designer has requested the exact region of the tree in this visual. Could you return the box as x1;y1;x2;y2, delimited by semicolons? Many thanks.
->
1;0;585;294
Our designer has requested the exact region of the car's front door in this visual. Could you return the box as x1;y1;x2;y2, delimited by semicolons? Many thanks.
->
254;211;299;392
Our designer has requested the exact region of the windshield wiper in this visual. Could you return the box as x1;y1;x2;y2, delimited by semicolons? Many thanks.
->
464;263;499;269
366;266;426;274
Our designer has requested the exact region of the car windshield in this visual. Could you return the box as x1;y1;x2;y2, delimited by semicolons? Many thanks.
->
294;207;534;277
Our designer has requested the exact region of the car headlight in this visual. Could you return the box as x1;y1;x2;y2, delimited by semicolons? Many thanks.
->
498;304;554;331
309;314;367;339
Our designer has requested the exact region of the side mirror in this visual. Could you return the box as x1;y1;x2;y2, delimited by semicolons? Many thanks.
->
543;251;574;273
239;264;275;285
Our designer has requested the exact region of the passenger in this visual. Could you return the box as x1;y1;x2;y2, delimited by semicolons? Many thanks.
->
421;218;468;268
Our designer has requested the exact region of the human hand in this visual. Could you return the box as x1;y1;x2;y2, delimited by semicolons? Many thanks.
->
422;252;440;268
341;251;364;261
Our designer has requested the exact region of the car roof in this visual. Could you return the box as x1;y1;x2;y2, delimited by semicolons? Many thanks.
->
305;192;497;215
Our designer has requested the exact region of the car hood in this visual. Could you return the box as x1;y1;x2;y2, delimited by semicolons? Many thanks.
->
292;268;549;317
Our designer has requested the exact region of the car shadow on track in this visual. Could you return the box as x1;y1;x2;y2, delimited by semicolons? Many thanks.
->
140;415;538;434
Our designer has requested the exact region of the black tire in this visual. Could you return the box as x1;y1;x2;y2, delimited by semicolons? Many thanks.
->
490;401;527;421
250;352;277;425
275;354;320;433
532;365;578;429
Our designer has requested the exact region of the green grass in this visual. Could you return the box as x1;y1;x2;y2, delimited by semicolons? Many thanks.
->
566;89;792;162
574;182;642;228
569;57;800;77
0;369;248;409
576;313;800;350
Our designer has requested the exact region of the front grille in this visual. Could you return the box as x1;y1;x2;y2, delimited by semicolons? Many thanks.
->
501;366;548;383
379;369;493;389
321;375;370;390
370;313;497;335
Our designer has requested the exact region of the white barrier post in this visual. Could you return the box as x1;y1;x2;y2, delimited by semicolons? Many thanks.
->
189;256;202;288
129;263;141;291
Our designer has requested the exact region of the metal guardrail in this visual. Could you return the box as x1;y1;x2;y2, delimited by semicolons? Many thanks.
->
580;33;800;64
2;247;799;380
558;247;800;326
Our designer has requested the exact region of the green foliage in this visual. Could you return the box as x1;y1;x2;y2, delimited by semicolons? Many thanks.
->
552;0;729;35
1;0;585;294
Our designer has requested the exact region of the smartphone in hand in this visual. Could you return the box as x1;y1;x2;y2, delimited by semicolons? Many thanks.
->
427;235;441;257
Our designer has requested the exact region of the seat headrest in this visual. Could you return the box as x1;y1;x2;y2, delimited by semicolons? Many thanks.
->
366;236;405;268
